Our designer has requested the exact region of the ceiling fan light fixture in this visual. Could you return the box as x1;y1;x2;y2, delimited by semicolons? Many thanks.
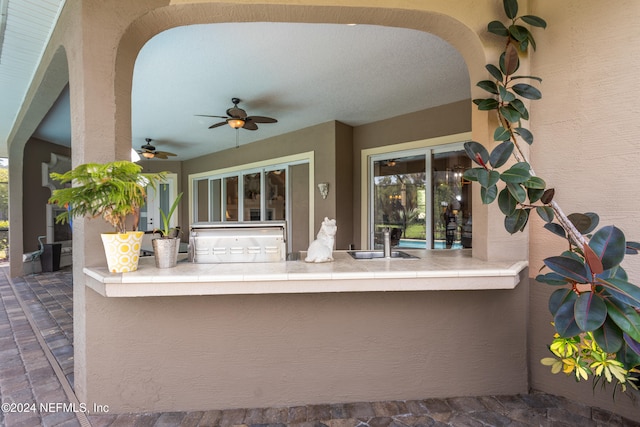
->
228;118;245;129
142;151;155;159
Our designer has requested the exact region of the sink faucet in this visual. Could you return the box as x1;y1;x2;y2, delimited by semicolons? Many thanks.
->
383;228;391;258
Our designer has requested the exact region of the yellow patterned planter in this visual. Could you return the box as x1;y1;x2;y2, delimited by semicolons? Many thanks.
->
100;231;144;273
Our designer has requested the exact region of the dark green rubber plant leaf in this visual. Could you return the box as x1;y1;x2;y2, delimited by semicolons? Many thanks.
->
477;169;500;189
498;188;517;216
499;105;521;123
506;182;526;203
504;208;529;234
544;256;589;283
493;126;511;142
549;288;575;316
481;185;498;204
536;272;570;286
477;80;499;95
598;277;640;307
509;99;529;120
574;291;607;332
489;140;513;167
554;296;582;338
589;225;626;271
528;187;544;204
464;141;489;166
523;176;545;189
544;222;566;239
509;25;529;43
503;0;518;19
501;163;531;183
623;334;640;358
536;206;554;223
605;299;640;343
521;15;547;28
513;83;542;100
515;127;534;145
486;63;503;81
626;241;640;255
592;317;623;354
488;20;509;37
463;168;483;182
473;98;500;110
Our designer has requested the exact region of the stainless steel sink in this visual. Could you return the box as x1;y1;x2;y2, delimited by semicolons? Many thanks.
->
347;250;419;260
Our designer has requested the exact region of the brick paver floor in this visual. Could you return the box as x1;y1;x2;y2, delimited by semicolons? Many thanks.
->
1;265;639;426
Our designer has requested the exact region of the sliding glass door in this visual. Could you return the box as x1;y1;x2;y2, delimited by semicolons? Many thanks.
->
369;144;471;250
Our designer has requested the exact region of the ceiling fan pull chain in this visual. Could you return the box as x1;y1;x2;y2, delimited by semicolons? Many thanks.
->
236;129;240;149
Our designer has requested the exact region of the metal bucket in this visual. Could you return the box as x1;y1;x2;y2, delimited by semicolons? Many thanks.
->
152;237;180;268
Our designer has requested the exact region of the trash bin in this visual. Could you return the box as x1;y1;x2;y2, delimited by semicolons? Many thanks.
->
41;243;62;272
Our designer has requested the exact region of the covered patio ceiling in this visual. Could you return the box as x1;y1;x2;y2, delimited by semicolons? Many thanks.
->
2;2;471;161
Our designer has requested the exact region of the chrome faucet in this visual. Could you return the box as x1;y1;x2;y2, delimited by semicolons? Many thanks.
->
383;228;391;258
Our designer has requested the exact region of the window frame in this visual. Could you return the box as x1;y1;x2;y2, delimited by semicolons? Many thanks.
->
360;132;472;249
188;151;315;251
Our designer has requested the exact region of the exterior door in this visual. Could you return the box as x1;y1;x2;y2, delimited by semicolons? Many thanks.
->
140;173;178;232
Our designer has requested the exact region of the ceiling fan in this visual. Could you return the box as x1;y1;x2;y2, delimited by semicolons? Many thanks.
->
196;98;278;131
137;138;177;159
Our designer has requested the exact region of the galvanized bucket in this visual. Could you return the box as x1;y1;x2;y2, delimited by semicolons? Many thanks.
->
152;237;180;268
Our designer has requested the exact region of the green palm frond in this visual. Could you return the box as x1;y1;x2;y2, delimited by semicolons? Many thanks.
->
49;161;166;233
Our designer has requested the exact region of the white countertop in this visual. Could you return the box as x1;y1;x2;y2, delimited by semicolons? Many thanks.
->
83;250;528;297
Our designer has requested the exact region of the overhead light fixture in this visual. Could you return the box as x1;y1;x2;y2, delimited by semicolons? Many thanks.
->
228;118;245;129
142;151;155;159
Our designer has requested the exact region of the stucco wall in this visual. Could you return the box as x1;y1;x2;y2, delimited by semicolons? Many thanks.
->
527;0;640;420
83;277;529;413
22;138;71;252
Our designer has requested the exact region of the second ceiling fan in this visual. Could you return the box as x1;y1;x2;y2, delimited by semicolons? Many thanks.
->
197;98;278;131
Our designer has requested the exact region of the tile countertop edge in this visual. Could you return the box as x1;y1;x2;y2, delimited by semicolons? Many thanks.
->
82;259;529;298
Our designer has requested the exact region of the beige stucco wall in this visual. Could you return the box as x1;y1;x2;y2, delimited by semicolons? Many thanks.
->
22;138;71;252
526;0;640;420
83;276;529;413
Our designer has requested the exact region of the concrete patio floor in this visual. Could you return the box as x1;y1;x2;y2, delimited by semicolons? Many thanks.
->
1;265;639;427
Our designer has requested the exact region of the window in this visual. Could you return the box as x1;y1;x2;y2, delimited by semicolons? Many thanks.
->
189;153;313;253
366;139;472;250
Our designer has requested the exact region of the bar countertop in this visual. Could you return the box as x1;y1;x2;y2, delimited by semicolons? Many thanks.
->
83;249;528;297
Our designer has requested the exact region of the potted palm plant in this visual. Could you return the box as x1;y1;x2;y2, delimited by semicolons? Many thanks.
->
152;191;183;268
48;160;166;272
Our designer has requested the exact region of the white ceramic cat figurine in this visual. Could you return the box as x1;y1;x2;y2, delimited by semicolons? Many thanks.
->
304;217;337;263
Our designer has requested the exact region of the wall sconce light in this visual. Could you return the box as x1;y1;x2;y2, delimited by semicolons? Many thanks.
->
317;182;329;199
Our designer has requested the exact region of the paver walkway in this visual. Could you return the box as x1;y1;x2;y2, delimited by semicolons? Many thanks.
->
1;265;639;426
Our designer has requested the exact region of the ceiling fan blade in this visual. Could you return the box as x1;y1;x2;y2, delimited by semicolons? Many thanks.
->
247;116;277;124
154;153;168;159
208;121;227;129
243;121;259;131
227;107;247;119
156;151;177;157
195;114;229;119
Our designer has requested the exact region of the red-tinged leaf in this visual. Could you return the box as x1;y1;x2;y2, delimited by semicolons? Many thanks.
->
544;256;589;284
598;277;640;307
627;241;640;255
476;153;487;169
583;244;603;275
503;43;520;76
